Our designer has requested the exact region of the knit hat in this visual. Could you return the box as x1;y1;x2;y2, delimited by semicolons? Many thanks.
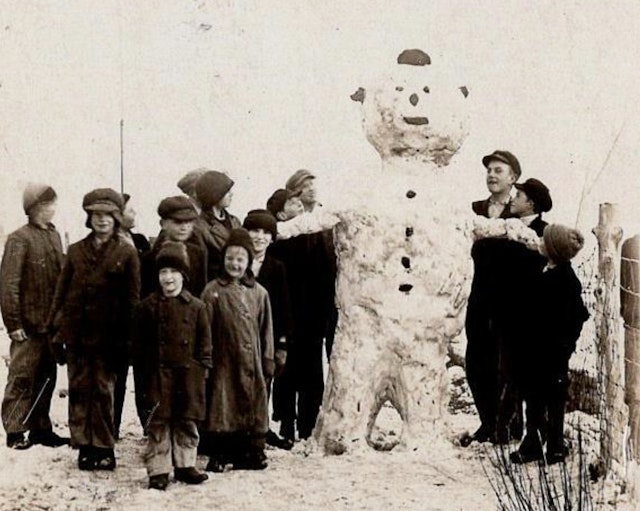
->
177;168;208;196
543;224;584;263
157;196;198;221
285;169;315;193
156;241;190;277
266;188;299;216
482;150;522;180
23;182;57;215
243;209;278;239
223;228;254;266
82;188;124;213
514;178;552;213
195;170;234;210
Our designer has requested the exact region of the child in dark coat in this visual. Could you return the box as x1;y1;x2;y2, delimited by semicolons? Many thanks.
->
510;224;590;465
135;242;211;490
201;228;274;472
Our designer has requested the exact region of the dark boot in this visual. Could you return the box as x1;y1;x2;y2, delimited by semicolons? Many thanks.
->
233;450;268;471
148;473;170;490
266;430;294;450
94;447;116;471
29;429;70;447
78;446;95;471
6;432;32;450
174;467;208;485
205;455;226;473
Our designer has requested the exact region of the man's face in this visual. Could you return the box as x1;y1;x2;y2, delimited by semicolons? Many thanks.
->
161;218;194;242
90;211;115;235
510;189;534;217
121;202;136;230
280;196;305;220
486;160;516;195
158;267;184;296
248;228;273;255
224;246;249;280
218;190;233;209
32;200;57;224
297;179;316;208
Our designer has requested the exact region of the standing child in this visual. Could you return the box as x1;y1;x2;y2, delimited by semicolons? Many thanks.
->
510;224;590;464
135;242;211;490
48;188;140;471
201;228;274;471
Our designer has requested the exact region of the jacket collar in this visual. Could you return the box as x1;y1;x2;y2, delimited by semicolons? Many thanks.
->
217;270;256;288
158;289;192;303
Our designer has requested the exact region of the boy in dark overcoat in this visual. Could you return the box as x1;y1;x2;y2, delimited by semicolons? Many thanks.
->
135;242;211;490
201;228;274;472
48;188;140;471
510;224;590;464
1;183;69;449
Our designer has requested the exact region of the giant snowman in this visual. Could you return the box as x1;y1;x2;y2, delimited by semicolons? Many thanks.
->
312;49;475;454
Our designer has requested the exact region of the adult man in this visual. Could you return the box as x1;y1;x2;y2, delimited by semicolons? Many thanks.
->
270;169;337;440
464;150;522;446
0;183;68;449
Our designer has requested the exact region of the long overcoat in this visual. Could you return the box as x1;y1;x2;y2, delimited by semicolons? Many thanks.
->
201;276;274;434
134;289;212;421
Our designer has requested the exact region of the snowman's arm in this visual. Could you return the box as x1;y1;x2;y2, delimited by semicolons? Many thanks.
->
277;211;341;240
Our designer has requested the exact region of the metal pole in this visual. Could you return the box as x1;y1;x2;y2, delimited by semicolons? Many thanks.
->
120;119;124;194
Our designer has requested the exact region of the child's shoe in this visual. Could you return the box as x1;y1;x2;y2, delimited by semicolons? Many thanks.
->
205;455;226;473
94;447;116;471
149;473;170;490
266;430;294;450
6;432;32;450
175;467;208;484
78;446;95;470
29;429;70;447
233;451;268;470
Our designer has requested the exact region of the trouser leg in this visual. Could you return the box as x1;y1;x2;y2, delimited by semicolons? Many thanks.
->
465;325;499;436
172;420;199;469
273;348;297;439
145;421;172;477
296;336;324;439
112;358;128;438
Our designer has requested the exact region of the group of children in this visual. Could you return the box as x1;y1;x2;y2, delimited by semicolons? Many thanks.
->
1;169;334;491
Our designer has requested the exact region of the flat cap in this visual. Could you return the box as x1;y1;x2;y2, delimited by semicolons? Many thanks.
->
514;178;552;213
82;188;123;213
158;196;198;221
285;169;315;193
482;150;521;179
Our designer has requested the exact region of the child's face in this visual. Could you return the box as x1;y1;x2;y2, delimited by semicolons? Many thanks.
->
90;211;116;236
218;190;233;209
280;196;304;220
158;267;184;296
224;246;250;280
510;189;534;217
161;218;194;242
248;228;273;255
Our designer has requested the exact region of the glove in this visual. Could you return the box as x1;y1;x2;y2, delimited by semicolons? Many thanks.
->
274;349;287;377
51;343;67;366
9;329;28;342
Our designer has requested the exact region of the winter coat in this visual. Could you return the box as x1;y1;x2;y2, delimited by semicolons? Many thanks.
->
255;254;292;349
0;222;64;334
472;199;513;219
201;276;274;434
141;232;208;299
49;233;140;355
134;289;212;421
195;210;241;280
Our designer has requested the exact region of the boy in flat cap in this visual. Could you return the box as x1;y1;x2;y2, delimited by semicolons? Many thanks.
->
510;178;552;237
135;242;211;490
1;183;68;449
48;188;140;471
464;150;522;447
195;170;241;280
510;225;589;464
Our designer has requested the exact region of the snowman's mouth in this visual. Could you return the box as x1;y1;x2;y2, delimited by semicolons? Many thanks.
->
403;116;429;125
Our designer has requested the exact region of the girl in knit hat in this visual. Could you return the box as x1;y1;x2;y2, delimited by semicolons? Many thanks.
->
48;188;140;471
510;224;590;465
201;228;274;472
194;170;241;280
134;241;211;490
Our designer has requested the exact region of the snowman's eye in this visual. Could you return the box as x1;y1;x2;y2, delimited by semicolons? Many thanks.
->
459;86;469;98
423;86;430;93
395;86;404;92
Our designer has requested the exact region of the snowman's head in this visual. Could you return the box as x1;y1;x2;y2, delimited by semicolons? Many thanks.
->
351;49;469;167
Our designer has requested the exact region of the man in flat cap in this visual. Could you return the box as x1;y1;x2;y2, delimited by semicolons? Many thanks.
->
0;183;69;450
464;150;523;447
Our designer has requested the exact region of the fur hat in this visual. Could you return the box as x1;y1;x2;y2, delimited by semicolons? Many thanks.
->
243;209;278;239
156;241;190;277
514;178;552;213
158;196;198;221
195;170;234;210
285;169;315;193
482;150;522;180
23;182;57;215
177;168;208;196
223;228;254;265
543;224;584;263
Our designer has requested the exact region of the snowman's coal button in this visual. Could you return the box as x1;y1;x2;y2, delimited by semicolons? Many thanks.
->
406;190;416;199
401;256;411;269
399;284;413;294
405;226;414;238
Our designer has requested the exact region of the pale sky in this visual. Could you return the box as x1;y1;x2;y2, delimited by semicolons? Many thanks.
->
1;0;640;242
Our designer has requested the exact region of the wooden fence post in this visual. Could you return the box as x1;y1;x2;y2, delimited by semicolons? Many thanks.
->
593;203;626;475
622;235;640;461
